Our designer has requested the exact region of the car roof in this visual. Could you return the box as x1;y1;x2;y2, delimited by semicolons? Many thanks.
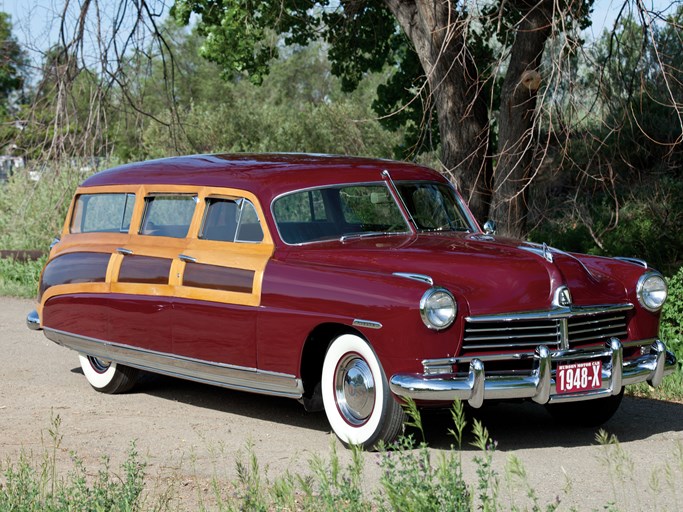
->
81;153;448;201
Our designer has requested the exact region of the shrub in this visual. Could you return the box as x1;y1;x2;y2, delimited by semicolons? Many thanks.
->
0;256;46;298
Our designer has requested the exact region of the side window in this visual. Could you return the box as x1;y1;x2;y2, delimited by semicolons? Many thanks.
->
200;198;264;243
140;195;197;238
200;198;238;242
71;193;135;234
272;189;326;222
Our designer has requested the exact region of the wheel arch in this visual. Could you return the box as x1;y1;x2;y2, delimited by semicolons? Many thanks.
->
299;322;366;412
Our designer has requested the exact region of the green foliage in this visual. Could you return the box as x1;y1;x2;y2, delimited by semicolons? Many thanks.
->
529;175;683;276
0;12;28;116
0;256;46;298
132;30;400;160
661;266;683;345
0;162;100;251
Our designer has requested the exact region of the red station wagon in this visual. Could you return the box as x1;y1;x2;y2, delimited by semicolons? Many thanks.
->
27;154;677;448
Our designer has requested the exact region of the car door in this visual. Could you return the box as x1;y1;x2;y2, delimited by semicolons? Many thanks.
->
171;190;274;368
108;189;199;354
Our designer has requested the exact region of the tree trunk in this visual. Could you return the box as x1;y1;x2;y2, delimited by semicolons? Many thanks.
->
384;0;493;223
491;1;554;238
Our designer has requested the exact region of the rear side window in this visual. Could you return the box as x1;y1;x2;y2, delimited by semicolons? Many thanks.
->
200;197;264;243
140;195;197;238
71;193;135;234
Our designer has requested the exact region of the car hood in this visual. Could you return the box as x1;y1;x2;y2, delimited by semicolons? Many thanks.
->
282;233;629;316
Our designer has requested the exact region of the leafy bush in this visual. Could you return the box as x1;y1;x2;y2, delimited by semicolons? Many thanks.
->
661;266;683;345
0;256;46;298
0;162;101;251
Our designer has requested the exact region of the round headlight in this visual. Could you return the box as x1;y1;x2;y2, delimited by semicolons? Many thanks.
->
637;272;668;312
420;287;457;330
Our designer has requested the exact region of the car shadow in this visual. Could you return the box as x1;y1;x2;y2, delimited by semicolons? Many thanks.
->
419;396;683;451
71;367;330;433
70;367;683;450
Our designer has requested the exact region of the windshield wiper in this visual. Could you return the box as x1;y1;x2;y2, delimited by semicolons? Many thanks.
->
420;225;470;233
339;231;403;242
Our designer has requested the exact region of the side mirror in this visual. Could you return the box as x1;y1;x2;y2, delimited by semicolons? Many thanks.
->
483;220;496;235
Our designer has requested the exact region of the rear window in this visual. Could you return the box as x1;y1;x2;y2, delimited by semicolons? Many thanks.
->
140;195;197;238
70;193;135;234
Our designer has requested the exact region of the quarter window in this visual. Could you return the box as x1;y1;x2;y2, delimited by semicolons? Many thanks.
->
140;195;197;238
71;193;135;234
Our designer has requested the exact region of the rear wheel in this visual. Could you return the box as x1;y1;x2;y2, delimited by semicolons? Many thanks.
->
321;334;405;449
79;354;139;394
546;388;624;427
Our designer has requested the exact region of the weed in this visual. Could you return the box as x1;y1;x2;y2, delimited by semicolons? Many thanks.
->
0;415;147;512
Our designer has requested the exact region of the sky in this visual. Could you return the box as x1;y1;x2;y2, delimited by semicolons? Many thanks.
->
1;0;678;71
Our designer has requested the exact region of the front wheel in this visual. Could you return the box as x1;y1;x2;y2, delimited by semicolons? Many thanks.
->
321;334;405;449
546;388;624;427
79;354;139;394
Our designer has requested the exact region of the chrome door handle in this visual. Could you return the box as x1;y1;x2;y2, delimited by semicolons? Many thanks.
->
116;247;133;255
178;254;197;263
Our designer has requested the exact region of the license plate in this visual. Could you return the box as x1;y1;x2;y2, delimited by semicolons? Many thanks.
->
556;361;602;394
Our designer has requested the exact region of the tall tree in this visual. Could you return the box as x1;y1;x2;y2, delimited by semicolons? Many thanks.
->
170;0;593;235
0;12;28;117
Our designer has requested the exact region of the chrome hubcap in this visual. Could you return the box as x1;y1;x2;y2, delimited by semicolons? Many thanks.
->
334;354;375;425
88;356;112;374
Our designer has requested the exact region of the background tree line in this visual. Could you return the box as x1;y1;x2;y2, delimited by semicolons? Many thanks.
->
0;1;681;275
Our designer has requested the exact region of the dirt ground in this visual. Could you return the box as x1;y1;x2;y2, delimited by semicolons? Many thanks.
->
2;296;682;510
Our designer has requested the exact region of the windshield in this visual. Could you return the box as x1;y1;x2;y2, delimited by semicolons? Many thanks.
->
273;184;409;244
396;182;472;232
273;181;472;245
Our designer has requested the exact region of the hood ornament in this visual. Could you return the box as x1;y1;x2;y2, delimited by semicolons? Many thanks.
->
519;242;555;263
553;286;573;307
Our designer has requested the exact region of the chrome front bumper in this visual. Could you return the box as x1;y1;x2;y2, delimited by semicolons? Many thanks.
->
389;338;677;407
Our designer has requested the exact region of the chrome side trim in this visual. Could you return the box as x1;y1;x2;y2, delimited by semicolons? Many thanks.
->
26;310;41;331
43;328;304;399
390;338;676;407
465;303;634;323
352;319;383;330
392;272;434;286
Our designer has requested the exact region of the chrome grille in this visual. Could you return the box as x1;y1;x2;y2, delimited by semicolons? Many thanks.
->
463;319;560;350
567;312;628;343
463;305;631;352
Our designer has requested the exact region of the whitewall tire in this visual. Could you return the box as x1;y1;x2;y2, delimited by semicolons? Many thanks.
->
321;334;405;449
79;354;139;394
